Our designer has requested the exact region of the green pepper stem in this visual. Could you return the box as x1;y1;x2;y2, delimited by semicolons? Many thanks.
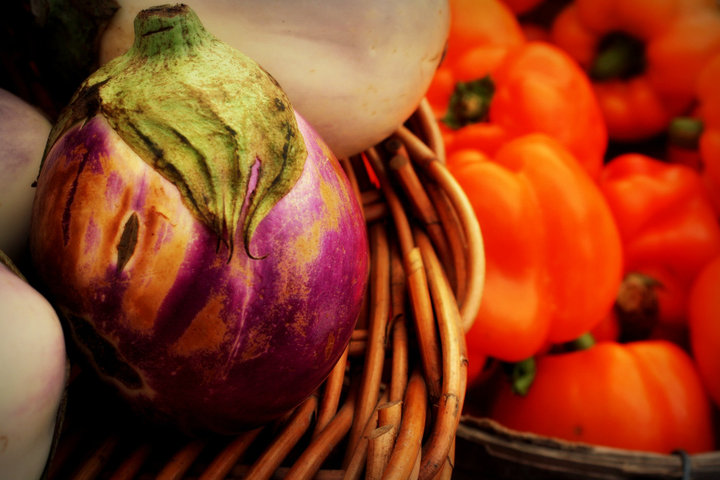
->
509;357;536;396
669;116;704;150
569;332;596;351
442;76;495;130
590;32;645;81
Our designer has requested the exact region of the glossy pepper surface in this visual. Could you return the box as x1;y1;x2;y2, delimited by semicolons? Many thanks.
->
689;255;720;408
550;0;720;141
448;134;622;371
428;2;607;179
490;340;716;454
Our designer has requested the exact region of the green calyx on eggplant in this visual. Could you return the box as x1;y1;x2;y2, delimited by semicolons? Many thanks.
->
44;4;307;257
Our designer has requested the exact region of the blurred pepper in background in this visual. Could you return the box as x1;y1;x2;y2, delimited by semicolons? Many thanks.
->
668;52;720;215
550;0;720;141
428;0;607;179
597;153;720;340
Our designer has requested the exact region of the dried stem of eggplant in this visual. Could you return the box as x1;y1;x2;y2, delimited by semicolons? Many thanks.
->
344;222;391;462
365;146;443;404
381;370;428;480
395;125;484;332
414;230;468;480
241;396;318;480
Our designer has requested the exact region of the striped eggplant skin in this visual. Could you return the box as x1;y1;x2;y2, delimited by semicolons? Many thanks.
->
30;111;369;433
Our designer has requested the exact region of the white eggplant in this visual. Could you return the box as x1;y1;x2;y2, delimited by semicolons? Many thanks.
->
0;90;52;264
0;252;67;480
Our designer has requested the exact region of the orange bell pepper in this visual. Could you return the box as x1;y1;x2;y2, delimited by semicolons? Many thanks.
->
429;2;607;179
697;54;720;213
550;0;720;141
448;134;622;373
444;0;525;65
597;153;720;341
668;52;720;215
490;339;716;454
689;255;720;408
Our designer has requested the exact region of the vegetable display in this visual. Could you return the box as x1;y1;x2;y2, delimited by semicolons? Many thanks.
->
0;89;52;264
447;134;622;367
0;251;67;480
3;0;720;476
98;0;450;159
29;5;369;433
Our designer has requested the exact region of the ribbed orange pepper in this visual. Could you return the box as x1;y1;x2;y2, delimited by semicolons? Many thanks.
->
550;0;720;141
490;339;716;454
428;1;607;179
597;153;720;341
448;134;622;372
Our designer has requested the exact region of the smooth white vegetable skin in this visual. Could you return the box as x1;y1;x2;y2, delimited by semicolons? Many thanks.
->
0;262;67;480
99;0;450;158
0;89;52;263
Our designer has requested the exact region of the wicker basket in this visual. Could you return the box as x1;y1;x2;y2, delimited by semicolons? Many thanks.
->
454;416;720;480
44;99;485;480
